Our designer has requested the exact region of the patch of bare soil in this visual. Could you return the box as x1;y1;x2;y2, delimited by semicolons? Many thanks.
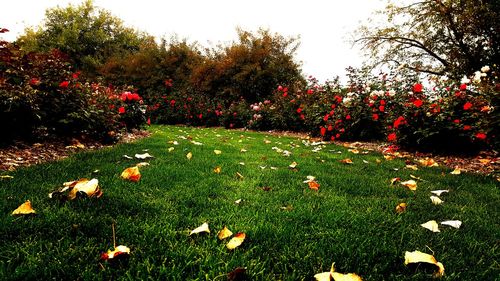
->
0;130;151;171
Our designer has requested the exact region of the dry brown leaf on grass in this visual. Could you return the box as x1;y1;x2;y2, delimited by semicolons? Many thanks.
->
314;263;363;281
50;178;103;200
227;232;245;250
400;180;417;190
12;200;36;215
404;250;445;278
190;222;210;235
217;226;233;240
395;203;407;214
420;220;440;232
121;167;141;182
101;245;130;261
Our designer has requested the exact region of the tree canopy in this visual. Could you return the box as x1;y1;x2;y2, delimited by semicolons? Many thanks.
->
17;0;145;74
355;0;500;78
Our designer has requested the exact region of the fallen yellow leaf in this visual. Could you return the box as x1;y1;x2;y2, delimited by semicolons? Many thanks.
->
395;203;407;214
236;172;244;179
384;155;395;161
121;166;141;182
101;245;130;260
418;158;439;167
405;165;418;171
168;147;174;152
314;262;363;281
390;177;401;185
340;158;353;164
404;250;445;278
12;200;36;215
401;180;417;190
430;196;443;205
190;222;210;235
68;178;102;199
450;167;461;175
0;175;14;179
240;148;247;153
214;150;222;155
227;232;245;250
186;152;193;160
136;162;150;167
420;220;440;232
348;149;360;154
214;166;221;174
289;161;298;169
217;226;233;240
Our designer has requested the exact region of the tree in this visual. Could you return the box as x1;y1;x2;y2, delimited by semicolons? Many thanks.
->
17;0;145;75
355;0;500;78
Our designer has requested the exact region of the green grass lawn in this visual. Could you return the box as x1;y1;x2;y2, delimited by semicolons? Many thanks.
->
1;125;499;280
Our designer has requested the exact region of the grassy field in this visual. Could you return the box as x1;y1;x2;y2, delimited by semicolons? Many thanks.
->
0;125;499;280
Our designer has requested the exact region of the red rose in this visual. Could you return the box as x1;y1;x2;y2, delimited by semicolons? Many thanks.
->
307;89;314;95
296;108;302;114
379;105;385;112
460;84;467;91
413;99;423;107
323;114;329;121
345;115;351;120
453;119;460;124
29;78;40;86
475;132;486;140
413;83;423;93
388;133;397;142
463;125;471;130
380;100;386;105
59;81;69;88
118;107;125;114
372;114;379;121
393;116;406;129
463;102;473;110
327;125;333;131
277;85;283;91
320;127;326;136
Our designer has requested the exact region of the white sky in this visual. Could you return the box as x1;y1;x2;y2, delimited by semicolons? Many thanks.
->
1;0;386;82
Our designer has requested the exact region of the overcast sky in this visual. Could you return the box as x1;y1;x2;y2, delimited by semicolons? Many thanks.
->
1;0;386;82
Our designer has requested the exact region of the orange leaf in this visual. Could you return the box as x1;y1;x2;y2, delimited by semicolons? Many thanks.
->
121;166;141;182
418;158;439;167
12;200;36;215
390;177;401;185
214;166;221;174
227;232;245;250
340;158;353;164
308;181;320;191
400;180;417;190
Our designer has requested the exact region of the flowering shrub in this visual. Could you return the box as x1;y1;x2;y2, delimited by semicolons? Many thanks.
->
0;28;146;144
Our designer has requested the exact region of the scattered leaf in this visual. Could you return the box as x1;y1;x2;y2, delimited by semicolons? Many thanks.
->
478;158;491;165
190;222;210;235
340;158;353;164
420;220;440;232
217;226;233;240
405;165;419;171
450;167;461;175
404;250;445;278
236;172;244;179
390;177;401;185
440;220;462;229
101;245;130;261
214;166;221;174
289;161;298;169
395;203;407;214
348;149;360;154
186;152;192;160
401;180;417;190
238;162;245;166
264;139;272;144
362;160;369;164
280;205;293;211
136;162;150;167
270;166;278;170
135;153;153;159
314;262;363;281
308;181;320;191
375;159;382;164
303;175;316;183
430;196;443;205
191;141;203;145
12;200;36;215
0;175;13;179
227;267;247;281
262;186;272;191
384;155;395;161
409;174;423;181
168;147;175;152
123;155;133;159
50;178;103;200
235;199;242;204
121;167;141;182
431;190;449;196
227;232;246;250
214;150;222;155
240;148;247;153
418;158;439;167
